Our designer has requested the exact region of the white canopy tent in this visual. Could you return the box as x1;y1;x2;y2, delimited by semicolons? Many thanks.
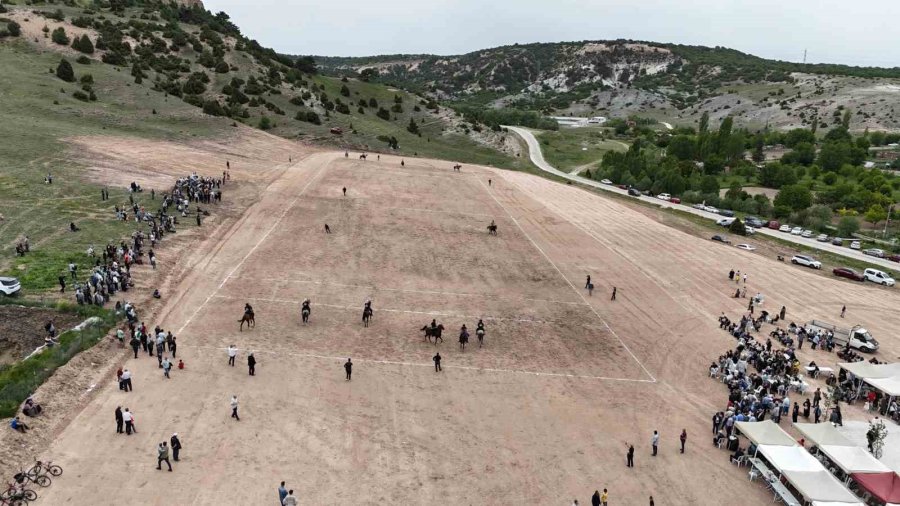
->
794;423;855;447
863;376;900;397
782;470;863;504
758;445;823;472
838;362;900;380
735;420;797;447
818;445;892;475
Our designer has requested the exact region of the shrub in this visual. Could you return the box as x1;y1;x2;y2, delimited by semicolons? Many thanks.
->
51;27;69;45
203;99;226;116
289;96;304;106
368;97;378;108
340;84;350;97
376;107;390;120
72;34;94;54
258;116;273;130
56;59;75;82
406;117;420;135
215;61;230;73
72;90;89;102
729;218;747;236
335;102;350;114
75;55;90;64
7;21;20;37
80;74;94;85
391;103;403;113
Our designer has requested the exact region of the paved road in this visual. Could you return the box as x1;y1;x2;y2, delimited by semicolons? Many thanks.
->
504;125;900;274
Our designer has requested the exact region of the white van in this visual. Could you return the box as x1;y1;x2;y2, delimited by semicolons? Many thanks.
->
864;268;895;286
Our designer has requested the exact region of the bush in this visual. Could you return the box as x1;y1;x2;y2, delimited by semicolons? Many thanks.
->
340;84;350;97
51;27;69;45
258;116;273;130
729;218;747;236
376;107;390;120
7;21;20;37
406;117;420;135
72;90;89;102
203;99;226;116
391;103;403;113
71;34;94;54
56;59;75;82
80;74;94;85
215;61;230;74
75;55;91;65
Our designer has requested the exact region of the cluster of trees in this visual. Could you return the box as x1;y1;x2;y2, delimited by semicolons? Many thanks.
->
455;106;558;131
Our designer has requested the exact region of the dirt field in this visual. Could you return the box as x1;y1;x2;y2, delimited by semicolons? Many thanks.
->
0;306;84;366
19;148;900;505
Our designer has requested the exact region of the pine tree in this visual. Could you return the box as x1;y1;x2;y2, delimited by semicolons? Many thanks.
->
56;59;75;82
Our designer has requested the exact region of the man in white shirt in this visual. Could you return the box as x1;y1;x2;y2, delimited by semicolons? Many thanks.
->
227;345;237;367
230;395;240;421
282;490;298;506
121;369;133;392
651;430;660;456
122;408;135;435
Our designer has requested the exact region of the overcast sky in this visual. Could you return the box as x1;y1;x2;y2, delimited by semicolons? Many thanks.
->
204;0;900;67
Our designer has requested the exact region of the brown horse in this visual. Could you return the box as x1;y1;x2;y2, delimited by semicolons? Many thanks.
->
239;312;255;331
487;224;498;235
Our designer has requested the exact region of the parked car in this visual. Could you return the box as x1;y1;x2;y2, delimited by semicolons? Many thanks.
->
716;217;736;227
790;227;803;235
616;184;628;190
703;206;719;214
657;193;671;201
864;268;895;286
744;216;765;228
600;179;613;185
745;226;756;235
692;203;705;210
711;235;731;244
791;255;822;269
768;220;781;230
831;238;844;246
718;209;735;217
329;127;343;135
888;254;900;263
779;225;791;233
801;230;814;238
833;267;864;281
0;277;21;296
669;197;681;204
863;248;885;258
736;244;756;251
816;234;829;242
850;241;861;250
627;188;641;196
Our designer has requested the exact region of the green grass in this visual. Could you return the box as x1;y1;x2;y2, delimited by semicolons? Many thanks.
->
0;300;119;418
0;39;227;292
536;127;628;172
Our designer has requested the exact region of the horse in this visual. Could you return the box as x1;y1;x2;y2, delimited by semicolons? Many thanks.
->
459;328;469;351
453;164;462;172
359;153;367;160
421;323;444;344
362;306;373;327
301;300;311;324
239;311;255;331
476;326;485;347
487;224;498;235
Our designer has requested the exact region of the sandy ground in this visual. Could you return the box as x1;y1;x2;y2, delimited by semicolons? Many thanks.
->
9;146;900;505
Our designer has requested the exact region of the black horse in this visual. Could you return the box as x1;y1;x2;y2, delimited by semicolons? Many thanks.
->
301;300;311;324
487;220;498;236
421;322;444;344
362;306;373;327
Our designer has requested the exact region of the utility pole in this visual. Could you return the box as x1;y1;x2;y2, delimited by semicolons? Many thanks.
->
884;203;893;239
803;49;807;64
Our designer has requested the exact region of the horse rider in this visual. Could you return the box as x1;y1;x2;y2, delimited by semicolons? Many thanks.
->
301;299;311;313
476;319;485;345
430;319;437;332
244;303;254;317
459;325;469;350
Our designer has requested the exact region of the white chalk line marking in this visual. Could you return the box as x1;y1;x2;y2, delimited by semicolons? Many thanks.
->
225;277;587;307
479;179;657;383
176;163;327;334
210;294;603;328
182;344;654;383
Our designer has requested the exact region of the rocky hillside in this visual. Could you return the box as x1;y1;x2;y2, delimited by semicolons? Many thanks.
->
0;0;522;165
317;41;900;132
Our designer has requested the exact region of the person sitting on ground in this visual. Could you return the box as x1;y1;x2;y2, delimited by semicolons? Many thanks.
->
10;416;29;433
153;289;161;299
22;397;42;417
70;222;80;232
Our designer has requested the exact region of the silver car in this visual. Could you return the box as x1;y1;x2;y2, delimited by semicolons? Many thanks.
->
0;277;21;296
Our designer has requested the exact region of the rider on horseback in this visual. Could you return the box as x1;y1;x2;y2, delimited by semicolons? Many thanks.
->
244;303;254;317
476;319;485;346
301;299;311;312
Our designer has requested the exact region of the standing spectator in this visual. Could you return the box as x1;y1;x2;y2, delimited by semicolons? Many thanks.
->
344;358;353;381
170;433;182;461
611;287;617;301
123;408;135;435
626;443;634;467
585;275;591;288
248;353;256;376
130;334;140;358
230;395;240;421
69;262;77;280
115;406;123;434
167;333;177;358
121;369;133;392
601;489;608;506
592;490;601;506
651;430;659;456
282;490;298;506
680;429;687;453
841;305;846;318
780;306;786;320
162;357;172;379
278;482;288;505
156;442;172;471
228;345;237;367
433;353;442;372
58;275;66;293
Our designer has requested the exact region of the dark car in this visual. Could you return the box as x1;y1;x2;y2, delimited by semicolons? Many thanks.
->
718;209;735;217
670;197;681;204
711;235;731;244
627;188;641;196
831;238;843;246
888;254;900;263
833;267;864;281
745;216;765;228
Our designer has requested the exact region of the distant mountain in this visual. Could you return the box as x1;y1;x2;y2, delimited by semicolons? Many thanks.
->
316;41;900;132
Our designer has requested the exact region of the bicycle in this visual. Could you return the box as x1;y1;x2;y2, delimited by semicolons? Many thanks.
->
26;460;62;479
14;470;48;489
0;482;36;504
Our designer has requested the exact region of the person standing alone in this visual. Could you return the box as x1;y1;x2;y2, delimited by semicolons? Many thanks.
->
680;429;687;453
433;353;442;372
626;443;634;467
248;353;256;376
115;406;123;434
230;395;240;421
170;433;182;462
227;345;237;367
344;358;352;381
651;430;659;456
